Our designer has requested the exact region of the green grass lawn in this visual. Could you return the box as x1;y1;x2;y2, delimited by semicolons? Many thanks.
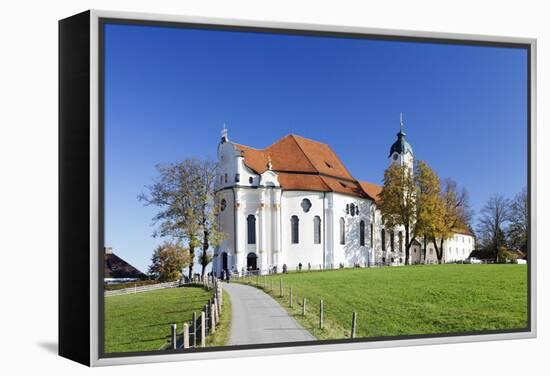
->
241;264;528;340
104;286;213;353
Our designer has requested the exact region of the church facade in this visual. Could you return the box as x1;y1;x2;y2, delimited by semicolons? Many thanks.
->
212;120;474;276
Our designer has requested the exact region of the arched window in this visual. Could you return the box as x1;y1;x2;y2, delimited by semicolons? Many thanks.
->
370;223;374;247
313;216;321;244
359;220;365;246
291;216;299;244
399;231;403;252
339;217;345;245
381;229;386;251
247;215;256;244
390;231;395;252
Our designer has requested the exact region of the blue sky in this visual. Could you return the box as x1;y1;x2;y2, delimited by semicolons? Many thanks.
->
104;23;528;273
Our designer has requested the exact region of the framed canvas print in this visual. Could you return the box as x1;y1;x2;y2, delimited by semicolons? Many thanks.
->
58;10;537;367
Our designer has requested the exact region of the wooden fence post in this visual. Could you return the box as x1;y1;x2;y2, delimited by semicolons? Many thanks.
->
214;297;220;322
171;324;177;350
192;312;197;347
289;287;293;308
351;312;357;339
320;300;324;329
280;279;283;297
183;323;190;349
201;312;206;347
302;298;307;316
210;303;216;333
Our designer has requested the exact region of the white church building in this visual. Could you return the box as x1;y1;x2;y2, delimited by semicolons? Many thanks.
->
212;119;474;276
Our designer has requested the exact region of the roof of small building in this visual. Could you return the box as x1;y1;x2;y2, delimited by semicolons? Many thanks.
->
233;134;377;200
104;251;146;279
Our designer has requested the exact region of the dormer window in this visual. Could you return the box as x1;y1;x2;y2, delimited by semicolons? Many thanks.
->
249;177;253;184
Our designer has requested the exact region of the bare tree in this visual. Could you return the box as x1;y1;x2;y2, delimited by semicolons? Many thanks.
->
139;159;222;278
508;187;528;257
195;161;224;278
477;194;511;258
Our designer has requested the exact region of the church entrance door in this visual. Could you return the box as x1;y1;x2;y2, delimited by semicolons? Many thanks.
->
247;252;258;271
222;252;228;271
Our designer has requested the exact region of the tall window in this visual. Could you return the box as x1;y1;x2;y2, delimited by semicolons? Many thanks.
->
313;216;321;244
359;220;365;246
291;215;299;244
381;229;386;251
399;231;403;252
370;223;374;247
339;217;345;245
390;231;395;252
247;215;256;244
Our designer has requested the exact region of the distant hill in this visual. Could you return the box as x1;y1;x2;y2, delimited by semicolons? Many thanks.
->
104;247;146;279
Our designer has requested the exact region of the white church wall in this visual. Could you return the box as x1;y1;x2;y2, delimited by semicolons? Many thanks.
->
329;193;373;268
214;188;236;274
280;190;325;270
216;140;261;192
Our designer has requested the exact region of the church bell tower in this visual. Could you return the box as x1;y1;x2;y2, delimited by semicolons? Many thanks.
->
389;113;414;171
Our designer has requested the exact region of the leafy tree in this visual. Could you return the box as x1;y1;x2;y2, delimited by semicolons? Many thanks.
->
496;245;518;264
379;160;440;265
477;194;511;261
139;159;223;278
415;161;444;261
148;241;190;282
429;179;472;264
508;187;528;257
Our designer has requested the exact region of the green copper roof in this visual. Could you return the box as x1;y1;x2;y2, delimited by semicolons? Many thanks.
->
389;130;413;157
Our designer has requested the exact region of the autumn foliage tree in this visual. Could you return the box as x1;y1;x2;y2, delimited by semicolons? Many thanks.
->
148;241;190;282
379;160;441;265
429;179;472;263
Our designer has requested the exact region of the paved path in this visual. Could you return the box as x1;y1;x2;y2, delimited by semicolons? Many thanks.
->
223;282;315;346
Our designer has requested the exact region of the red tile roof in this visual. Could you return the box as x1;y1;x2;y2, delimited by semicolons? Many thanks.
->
358;181;383;204
233;134;378;200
